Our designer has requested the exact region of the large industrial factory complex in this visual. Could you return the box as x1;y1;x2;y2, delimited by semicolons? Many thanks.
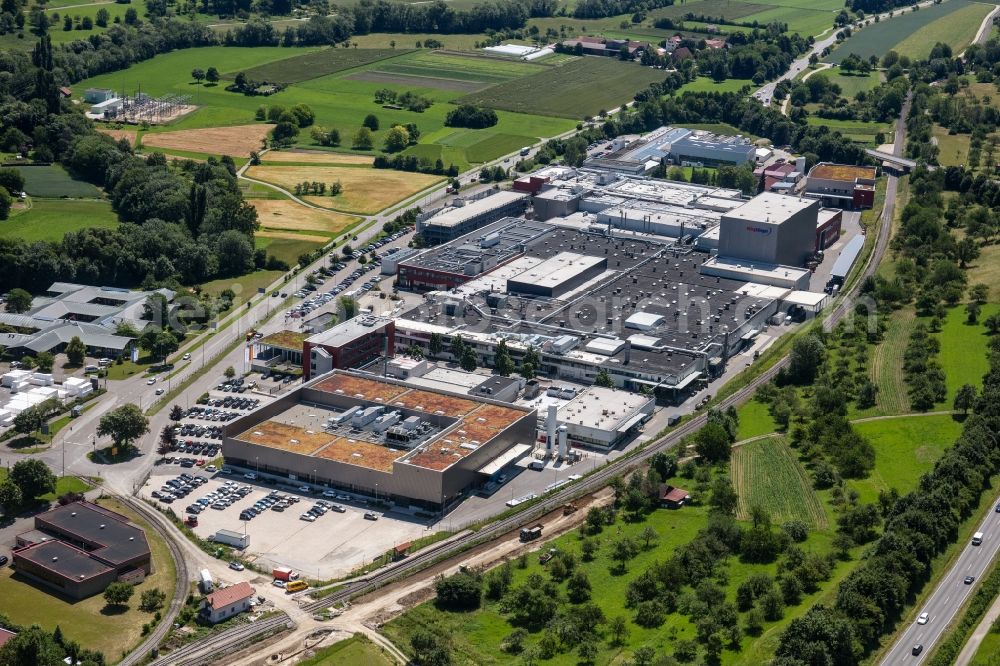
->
191;121;884;525
226;126;873;503
387;137;866;405
221;371;536;508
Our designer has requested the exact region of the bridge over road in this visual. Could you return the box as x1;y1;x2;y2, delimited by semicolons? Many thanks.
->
864;149;931;173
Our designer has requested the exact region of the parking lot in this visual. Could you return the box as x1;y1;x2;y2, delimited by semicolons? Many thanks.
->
286;226;414;321
142;469;429;579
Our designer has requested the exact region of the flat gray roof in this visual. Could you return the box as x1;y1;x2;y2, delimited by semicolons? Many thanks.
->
307;315;392;348
37;501;149;566
423;191;529;228
724;192;816;224
16;540;114;581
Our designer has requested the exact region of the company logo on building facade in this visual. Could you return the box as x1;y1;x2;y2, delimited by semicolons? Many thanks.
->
745;225;772;235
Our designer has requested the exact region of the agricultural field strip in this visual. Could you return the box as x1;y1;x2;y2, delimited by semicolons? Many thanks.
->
891;1;996;60
365;51;547;85
457;57;666;118
732;435;828;528
827;0;981;63
870;310;914;416
231;48;412;85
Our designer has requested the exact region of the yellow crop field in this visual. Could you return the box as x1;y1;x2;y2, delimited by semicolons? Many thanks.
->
246;165;443;214
256;230;331;243
251;199;359;235
97;128;137;145
263;150;374;165
142;124;270;157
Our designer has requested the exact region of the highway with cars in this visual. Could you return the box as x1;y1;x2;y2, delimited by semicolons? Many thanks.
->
881;504;1000;664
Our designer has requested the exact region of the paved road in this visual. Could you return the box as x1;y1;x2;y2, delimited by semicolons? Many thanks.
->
752;0;942;105
971;4;1000;48
875;90;1000;665
955;573;1000;665
881;504;1000;664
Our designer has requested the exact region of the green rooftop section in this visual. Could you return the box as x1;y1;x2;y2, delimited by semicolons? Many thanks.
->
259;330;309;351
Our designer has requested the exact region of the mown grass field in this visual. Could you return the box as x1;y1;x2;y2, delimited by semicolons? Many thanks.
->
0;496;175;661
828;0;983;63
14;164;101;198
970;623;1000;665
0;471;90;512
735;399;779;440
849;414;963;504
935;303;998;406
967;244;1000;298
740;5;835;37
77;47;575;170
805;116;890;144
826;70;881;99
0;199;117;242
677;76;754;95
457;57;665;118
732;436;827;527
891;1;994;60
933;125;972;167
200;268;285;298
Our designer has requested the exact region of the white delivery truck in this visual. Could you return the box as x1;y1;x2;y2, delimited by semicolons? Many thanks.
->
199;569;214;593
972;531;984;546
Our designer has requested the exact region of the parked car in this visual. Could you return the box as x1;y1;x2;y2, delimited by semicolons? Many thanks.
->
229;561;245;571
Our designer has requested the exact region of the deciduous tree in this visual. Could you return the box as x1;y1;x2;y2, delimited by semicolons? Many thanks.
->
64;335;86;366
97;403;149;455
103;581;134;607
10;459;56;501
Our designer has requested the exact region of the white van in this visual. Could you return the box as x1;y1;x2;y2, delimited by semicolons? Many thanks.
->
972;531;984;546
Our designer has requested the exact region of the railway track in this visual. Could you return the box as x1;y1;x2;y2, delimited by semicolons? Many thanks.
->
116;495;191;666
147;612;292;666
132;96;907;666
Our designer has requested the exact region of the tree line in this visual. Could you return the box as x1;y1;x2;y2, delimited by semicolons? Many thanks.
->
773;337;1000;665
0;37;263;294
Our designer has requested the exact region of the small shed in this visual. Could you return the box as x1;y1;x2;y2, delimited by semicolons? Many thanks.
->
660;485;690;509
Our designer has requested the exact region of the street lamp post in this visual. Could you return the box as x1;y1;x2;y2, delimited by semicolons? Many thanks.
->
255;456;259;475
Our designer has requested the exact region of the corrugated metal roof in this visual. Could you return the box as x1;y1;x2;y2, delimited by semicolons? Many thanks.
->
830;235;865;280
